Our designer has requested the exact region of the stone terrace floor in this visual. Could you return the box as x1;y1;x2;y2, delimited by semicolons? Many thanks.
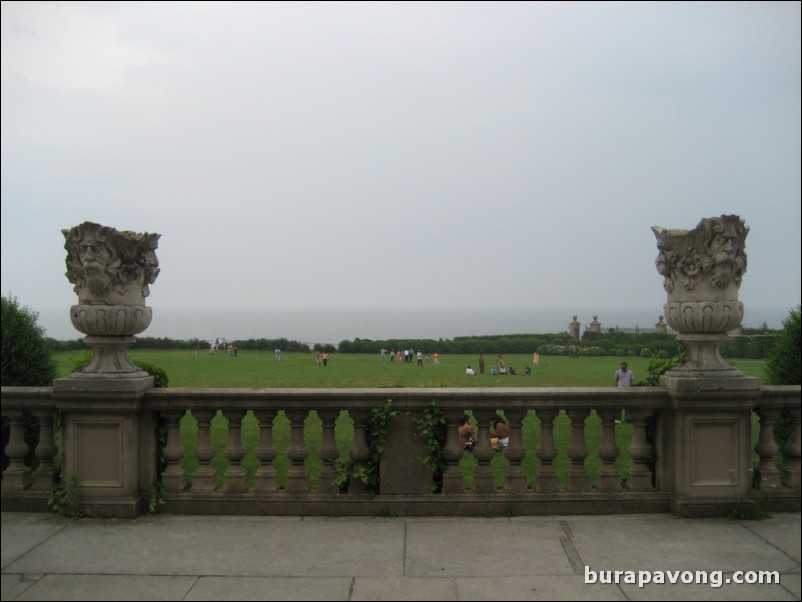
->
1;512;800;601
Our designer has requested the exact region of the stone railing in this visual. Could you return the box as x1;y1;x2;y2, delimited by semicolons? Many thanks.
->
1;387;58;499
2;385;799;518
7;215;795;518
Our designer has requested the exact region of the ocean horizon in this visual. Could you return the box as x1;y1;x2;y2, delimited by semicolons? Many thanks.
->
36;305;793;346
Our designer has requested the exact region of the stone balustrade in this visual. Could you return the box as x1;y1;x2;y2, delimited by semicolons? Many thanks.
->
2;385;799;518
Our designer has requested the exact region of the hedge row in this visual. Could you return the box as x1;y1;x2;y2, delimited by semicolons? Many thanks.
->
46;332;780;359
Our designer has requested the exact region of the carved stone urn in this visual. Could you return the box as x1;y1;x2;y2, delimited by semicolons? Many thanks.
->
63;222;160;379
653;215;749;380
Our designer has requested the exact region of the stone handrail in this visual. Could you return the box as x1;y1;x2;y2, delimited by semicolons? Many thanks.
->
754;386;802;492
141;386;670;411
3;384;799;517
1;387;58;498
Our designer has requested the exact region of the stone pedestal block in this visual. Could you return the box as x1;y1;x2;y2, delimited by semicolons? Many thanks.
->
54;376;157;518
380;414;433;495
660;380;760;518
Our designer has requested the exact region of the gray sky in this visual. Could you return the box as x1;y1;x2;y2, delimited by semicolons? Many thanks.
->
2;2;800;334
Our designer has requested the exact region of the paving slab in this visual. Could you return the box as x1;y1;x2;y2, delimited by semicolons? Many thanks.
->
1;513;799;602
0;514;68;570
782;574;801;599
738;514;802;564
3;516;404;578
456;576;626;600
351;577;457;601
404;519;571;577
565;514;799;573
8;574;197;601
619;577;798;601
1;575;37;601
184;576;353;601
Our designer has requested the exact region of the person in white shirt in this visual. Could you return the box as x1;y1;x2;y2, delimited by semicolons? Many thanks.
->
615;362;634;387
615;362;634;423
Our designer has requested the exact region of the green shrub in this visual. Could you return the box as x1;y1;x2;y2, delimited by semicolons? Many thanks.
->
764;305;800;466
639;349;687;387
765;306;801;386
70;351;169;388
1;294;56;386
1;295;56;471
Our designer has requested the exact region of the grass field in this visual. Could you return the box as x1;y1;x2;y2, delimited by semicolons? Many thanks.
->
53;350;768;491
54;349;768;388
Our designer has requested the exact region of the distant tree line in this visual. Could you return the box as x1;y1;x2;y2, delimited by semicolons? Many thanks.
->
48;336;311;353
338;329;781;359
45;329;781;359
720;334;780;359
338;331;687;358
579;331;681;358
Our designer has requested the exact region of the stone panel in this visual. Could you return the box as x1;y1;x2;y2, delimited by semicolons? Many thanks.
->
689;419;740;488
75;420;124;488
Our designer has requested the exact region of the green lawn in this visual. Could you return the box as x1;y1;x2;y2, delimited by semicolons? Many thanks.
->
54;349;768;388
53;350;768;491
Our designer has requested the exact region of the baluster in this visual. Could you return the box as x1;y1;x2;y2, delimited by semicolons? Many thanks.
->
782;407;801;490
441;409;466;494
2;411;32;492
566;409;590;492
504;408;527;493
596;409;621;492
222;409;247;493
536;410;559;493
472;411;495;494
348;409;370;494
285;409;310;494
627;409;654;491
31;411;57;491
754;408;781;489
192;410;217;492
253;410;278;493
317;410;340;494
161;411;186;492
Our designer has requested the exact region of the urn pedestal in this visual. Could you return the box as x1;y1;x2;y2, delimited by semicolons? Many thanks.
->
52;222;161;517
652;216;760;517
653;216;754;386
68;304;153;379
661;301;747;384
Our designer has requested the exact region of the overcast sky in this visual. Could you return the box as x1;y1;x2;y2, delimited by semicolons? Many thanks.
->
2;2;800;333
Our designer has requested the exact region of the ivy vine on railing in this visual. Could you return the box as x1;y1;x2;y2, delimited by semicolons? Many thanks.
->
413;401;447;492
335;399;398;495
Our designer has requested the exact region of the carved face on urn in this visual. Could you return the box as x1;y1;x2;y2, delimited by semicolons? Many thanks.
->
63;221;160;306
77;228;114;299
653;215;748;300
703;218;746;289
653;215;748;334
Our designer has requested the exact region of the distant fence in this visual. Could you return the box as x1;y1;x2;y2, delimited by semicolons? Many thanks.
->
594;327;676;335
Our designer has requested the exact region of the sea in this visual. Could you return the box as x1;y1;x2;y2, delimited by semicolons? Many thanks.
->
37;305;792;346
